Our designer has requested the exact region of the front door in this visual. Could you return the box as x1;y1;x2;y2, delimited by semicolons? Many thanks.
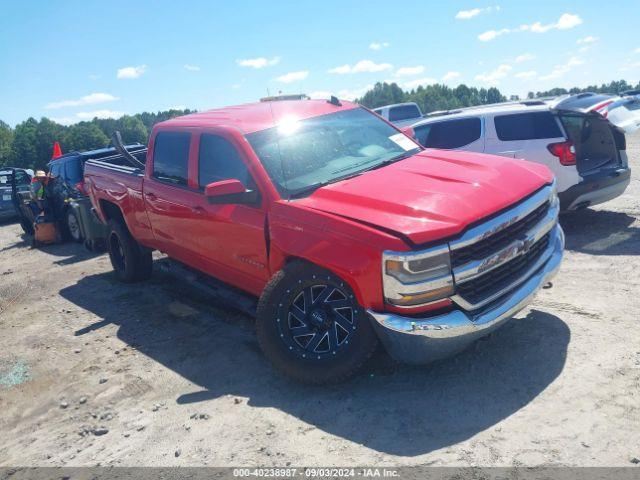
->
189;132;269;295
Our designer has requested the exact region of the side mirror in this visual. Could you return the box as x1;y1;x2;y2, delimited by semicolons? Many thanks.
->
205;179;260;205
400;126;416;139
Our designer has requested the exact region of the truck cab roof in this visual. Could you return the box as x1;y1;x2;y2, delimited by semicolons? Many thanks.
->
157;99;359;134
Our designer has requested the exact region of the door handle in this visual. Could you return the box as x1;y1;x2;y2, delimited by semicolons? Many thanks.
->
191;206;205;215
145;192;157;200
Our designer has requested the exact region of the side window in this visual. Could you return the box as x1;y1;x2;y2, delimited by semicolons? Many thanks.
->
422;118;482;149
153;131;191;186
65;158;83;184
413;124;432;146
49;162;62;178
388;105;420;122
494;112;563;141
198;134;254;189
15;170;30;185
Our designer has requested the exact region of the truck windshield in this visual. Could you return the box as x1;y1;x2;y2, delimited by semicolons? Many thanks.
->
246;107;421;198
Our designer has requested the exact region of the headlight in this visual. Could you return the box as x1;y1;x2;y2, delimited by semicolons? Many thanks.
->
382;245;454;307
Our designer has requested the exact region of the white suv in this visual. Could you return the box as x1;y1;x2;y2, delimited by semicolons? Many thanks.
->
409;93;638;211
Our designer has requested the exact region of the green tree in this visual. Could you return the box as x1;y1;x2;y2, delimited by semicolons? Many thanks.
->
9;118;39;169
62;122;109;153
0;120;13;167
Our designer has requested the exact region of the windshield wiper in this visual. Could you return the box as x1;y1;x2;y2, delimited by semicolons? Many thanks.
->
287;182;325;199
361;150;418;173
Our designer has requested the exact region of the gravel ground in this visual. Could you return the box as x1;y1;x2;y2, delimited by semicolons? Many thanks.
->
0;133;639;467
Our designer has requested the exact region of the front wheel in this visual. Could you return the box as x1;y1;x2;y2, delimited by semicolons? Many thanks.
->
256;262;378;384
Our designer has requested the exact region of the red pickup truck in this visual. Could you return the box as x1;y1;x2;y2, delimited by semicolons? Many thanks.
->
84;98;564;384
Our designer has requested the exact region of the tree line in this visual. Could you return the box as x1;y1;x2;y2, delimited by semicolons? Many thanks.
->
0;109;194;171
2;78;639;171
356;79;640;112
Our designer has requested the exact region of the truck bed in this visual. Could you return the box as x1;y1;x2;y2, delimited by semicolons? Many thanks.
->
83;149;151;242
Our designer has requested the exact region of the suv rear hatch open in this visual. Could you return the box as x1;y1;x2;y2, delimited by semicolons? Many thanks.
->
551;93;638;175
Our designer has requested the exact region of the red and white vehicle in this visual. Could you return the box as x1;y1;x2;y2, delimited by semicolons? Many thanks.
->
84;98;564;383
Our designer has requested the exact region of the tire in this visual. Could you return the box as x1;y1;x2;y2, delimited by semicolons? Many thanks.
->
107;219;153;283
66;209;83;243
256;261;379;384
19;218;34;236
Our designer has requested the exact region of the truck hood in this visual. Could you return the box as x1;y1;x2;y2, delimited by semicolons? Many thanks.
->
296;149;553;245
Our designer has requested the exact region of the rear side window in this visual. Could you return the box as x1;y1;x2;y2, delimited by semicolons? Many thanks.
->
49;162;63;178
198;134;253;189
414;118;482;149
15;170;30;185
64;158;83;184
153;132;191;186
388;105;420;122
494;112;562;141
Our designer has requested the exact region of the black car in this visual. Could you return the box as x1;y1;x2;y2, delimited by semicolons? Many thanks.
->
47;144;145;241
0;168;32;222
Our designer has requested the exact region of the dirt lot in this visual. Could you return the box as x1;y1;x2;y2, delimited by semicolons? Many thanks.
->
1;133;639;468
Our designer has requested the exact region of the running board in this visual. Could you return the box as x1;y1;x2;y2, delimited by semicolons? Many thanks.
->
156;258;258;318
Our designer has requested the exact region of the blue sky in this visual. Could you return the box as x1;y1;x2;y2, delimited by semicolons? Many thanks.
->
1;0;639;126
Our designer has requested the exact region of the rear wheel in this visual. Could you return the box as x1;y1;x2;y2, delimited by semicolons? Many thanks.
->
19;218;34;236
256;262;378;384
107;219;152;283
66;209;83;243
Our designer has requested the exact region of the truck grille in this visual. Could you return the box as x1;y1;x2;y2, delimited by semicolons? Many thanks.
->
449;184;558;312
456;233;550;308
451;200;550;268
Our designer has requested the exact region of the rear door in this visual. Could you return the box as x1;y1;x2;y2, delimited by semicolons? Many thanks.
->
189;131;269;294
485;110;580;192
413;117;484;152
143;130;202;262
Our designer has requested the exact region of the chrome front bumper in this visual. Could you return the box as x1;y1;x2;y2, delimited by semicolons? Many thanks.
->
368;224;564;365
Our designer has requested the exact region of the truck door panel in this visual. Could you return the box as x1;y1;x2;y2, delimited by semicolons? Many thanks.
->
190;132;269;293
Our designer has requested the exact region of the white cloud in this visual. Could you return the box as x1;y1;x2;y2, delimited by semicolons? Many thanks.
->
539;56;584;80
478;28;510;42
50;109;126;125
76;110;126;120
50;117;76;126
45;93;119;110
402;77;437;89
309;85;373;101
475;64;512;84
275;70;309;83
328;60;393;74
577;36;598;45
479;13;582;41
455;6;500;20
515;70;537;79
394;65;425;77
619;61;640;72
515;53;535;62
635;47;640;54
117;65;147;79
442;71;461;81
369;42;389;50
184;64;200;71
236;56;281;69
